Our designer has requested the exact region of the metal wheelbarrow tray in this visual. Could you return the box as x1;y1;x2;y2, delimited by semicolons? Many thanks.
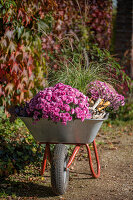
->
20;114;108;144
20;114;108;195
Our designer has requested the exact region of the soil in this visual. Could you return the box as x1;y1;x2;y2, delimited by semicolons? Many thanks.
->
0;122;133;200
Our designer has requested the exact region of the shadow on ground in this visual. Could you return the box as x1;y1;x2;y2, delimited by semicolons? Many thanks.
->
0;180;56;198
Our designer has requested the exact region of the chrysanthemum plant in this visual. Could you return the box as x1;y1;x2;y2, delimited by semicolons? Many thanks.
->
87;80;125;111
25;83;91;125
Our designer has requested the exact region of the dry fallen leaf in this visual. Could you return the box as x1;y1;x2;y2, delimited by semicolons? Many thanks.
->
107;123;112;128
109;147;117;150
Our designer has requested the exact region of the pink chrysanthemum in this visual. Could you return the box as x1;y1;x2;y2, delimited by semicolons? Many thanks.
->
26;83;91;125
87;81;125;110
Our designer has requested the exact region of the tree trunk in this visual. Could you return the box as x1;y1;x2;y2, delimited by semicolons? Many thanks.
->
115;0;133;79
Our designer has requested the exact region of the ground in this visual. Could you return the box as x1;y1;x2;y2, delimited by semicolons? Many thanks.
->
0;121;133;200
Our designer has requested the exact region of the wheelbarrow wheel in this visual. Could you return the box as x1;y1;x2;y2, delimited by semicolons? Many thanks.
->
51;144;69;195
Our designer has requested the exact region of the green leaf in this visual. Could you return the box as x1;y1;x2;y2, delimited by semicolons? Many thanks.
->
37;19;49;34
17;26;24;39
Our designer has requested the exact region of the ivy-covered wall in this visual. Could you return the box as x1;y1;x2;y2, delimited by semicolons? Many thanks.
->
0;0;113;111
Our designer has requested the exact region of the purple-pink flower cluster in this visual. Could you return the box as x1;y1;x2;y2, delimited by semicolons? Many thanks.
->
87;81;125;110
26;83;91;125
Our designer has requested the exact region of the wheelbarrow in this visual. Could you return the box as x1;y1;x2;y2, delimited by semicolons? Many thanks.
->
20;114;108;195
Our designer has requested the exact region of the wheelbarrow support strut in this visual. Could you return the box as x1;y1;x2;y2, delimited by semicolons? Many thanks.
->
40;139;100;178
41;143;51;175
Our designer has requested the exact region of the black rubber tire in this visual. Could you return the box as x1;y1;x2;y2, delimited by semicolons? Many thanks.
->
51;144;69;195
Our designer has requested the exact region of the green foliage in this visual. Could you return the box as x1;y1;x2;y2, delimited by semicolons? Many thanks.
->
108;100;133;121
0;0;16;15
47;28;131;96
0;108;45;177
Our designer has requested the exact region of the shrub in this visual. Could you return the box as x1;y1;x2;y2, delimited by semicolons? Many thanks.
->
0;108;44;177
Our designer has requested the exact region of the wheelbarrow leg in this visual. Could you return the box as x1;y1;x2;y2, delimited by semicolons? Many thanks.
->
41;143;51;176
86;139;100;178
67;145;80;168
